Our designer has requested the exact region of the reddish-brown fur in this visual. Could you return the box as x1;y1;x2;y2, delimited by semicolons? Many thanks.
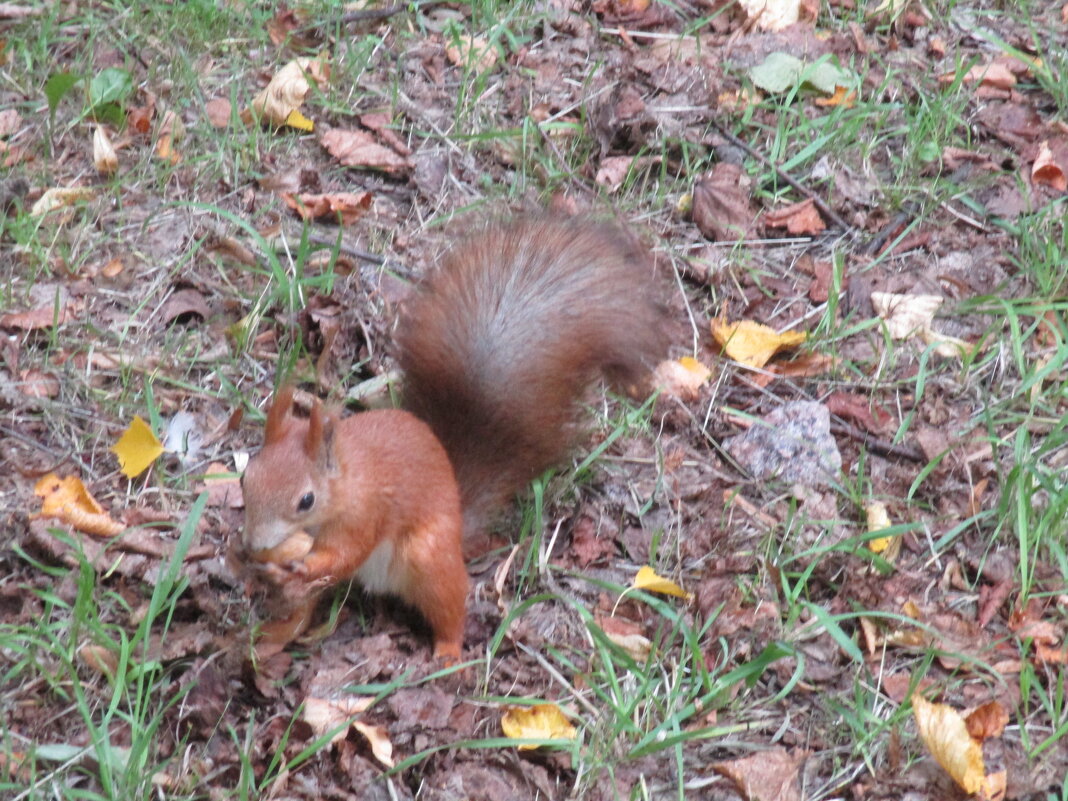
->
240;216;668;660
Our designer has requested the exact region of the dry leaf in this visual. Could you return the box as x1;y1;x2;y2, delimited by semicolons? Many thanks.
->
93;126;118;175
870;292;942;339
444;34;498;73
652;357;712;401
604;630;653;661
281;191;372;224
78;643;119;675
633;566;693;600
0;108;22;136
205;97;232;128
0;302;74;330
321;128;411;173
302;696;374;745
919;325;975;359
946;60;1017;90
912;694;985;794
714;748;803;801
711;317;807;368
693;163;755;242
814;86;856;107
764;198;826;235
30;186;95;216
111;415;165;479
865;501;895;554
34;473;124;537
352;720;394;767
155;110;184;164
500;704;577;750
1032;140;1067;192
965;701;1009;741
246;57;328;127
737;0;801;31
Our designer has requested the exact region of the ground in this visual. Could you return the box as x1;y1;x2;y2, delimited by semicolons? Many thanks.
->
1;0;1067;799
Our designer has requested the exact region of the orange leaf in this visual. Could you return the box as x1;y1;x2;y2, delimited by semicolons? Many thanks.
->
1032;140;1067;192
34;473;124;537
965;701;1009;741
814;86;856;107
764;198;825;235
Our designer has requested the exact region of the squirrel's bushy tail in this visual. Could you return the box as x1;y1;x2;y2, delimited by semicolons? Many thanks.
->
395;216;669;536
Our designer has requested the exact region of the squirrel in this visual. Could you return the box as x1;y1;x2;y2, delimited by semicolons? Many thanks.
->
237;215;669;660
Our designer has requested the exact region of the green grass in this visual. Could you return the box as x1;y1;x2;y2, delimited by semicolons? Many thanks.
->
3;0;1068;797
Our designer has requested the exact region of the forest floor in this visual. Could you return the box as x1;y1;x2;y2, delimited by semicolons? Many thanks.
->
1;0;1067;799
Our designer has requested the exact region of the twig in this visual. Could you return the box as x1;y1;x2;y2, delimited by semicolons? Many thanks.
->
708;119;856;235
831;422;926;462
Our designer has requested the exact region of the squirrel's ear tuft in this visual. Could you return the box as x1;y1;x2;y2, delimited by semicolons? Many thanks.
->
306;400;339;474
265;385;296;444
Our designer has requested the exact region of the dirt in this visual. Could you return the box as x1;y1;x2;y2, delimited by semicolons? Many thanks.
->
2;0;1068;799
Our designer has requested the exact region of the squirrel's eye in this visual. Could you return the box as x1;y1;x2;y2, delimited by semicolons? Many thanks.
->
297;492;315;512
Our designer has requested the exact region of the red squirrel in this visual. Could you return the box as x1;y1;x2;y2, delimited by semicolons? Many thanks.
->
237;216;669;660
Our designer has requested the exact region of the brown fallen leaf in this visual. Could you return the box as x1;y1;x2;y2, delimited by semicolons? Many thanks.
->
692;163;755;242
280;190;372;224
714;747;803;801
965;700;1009;741
1032;140;1067;192
0;108;21;136
204;97;232;129
159;288;210;326
321;128;411;174
944;60;1016;90
444;34;498;73
824;391;893;433
0;302;74;330
764;198;826;235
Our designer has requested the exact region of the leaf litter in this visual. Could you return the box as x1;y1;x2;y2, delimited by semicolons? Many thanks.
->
2;0;1068;799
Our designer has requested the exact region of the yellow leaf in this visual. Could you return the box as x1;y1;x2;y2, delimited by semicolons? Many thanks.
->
633;566;693;600
913;695;985;794
30;186;95;216
501;704;577;750
284;108;314;132
865;501;892;553
34;473;124;537
111;415;164;478
710;317;807;368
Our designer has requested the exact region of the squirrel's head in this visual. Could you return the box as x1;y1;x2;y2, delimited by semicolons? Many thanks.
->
240;386;340;554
